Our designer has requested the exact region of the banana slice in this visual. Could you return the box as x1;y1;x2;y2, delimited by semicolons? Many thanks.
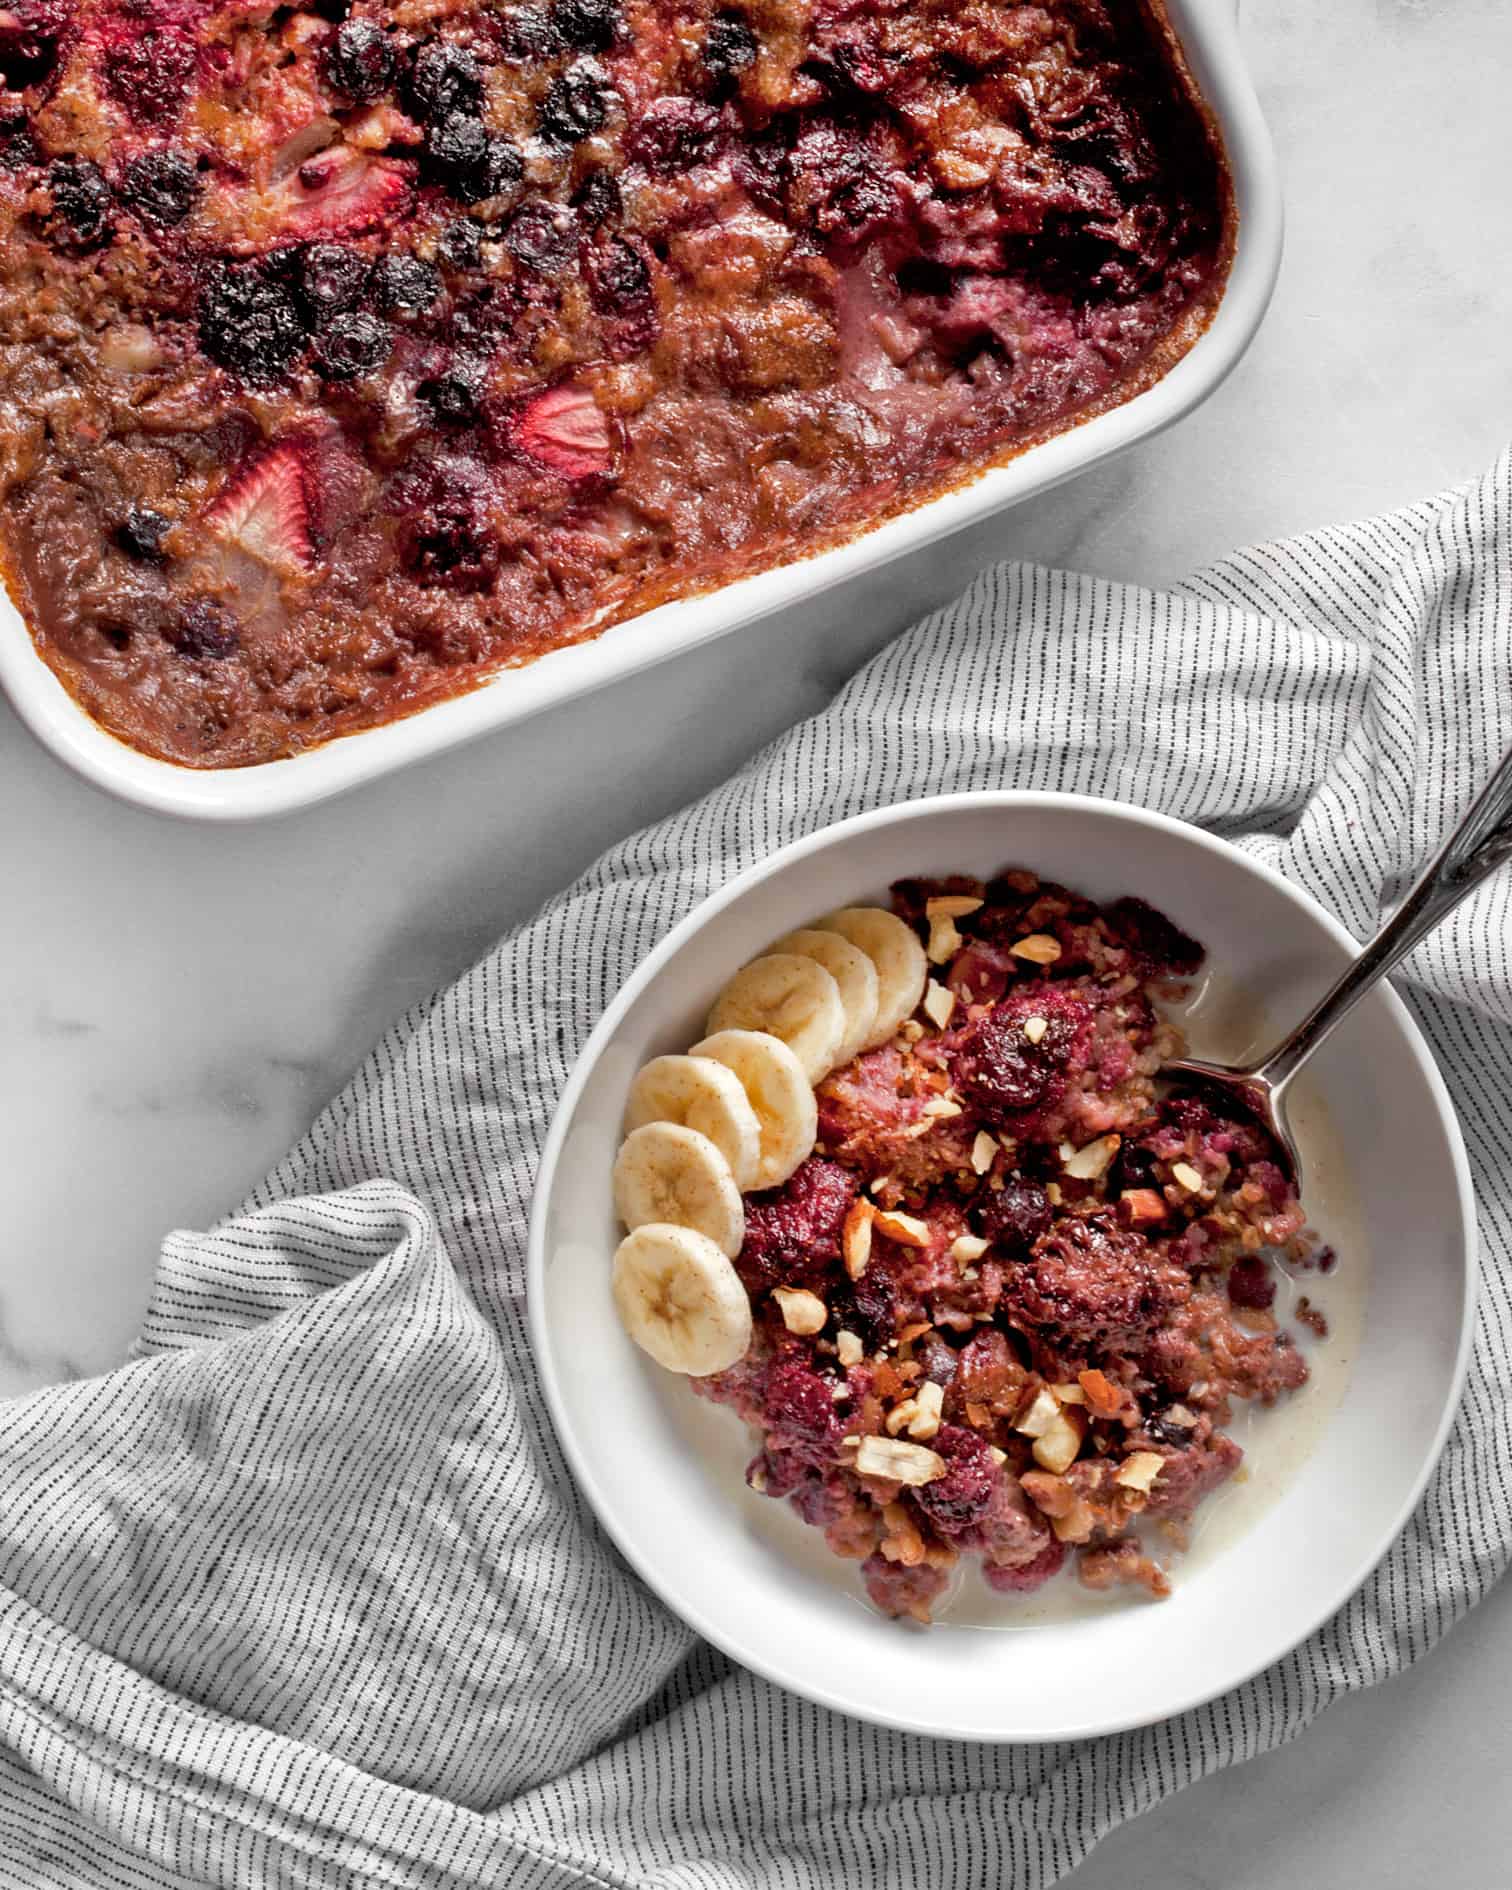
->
624;1054;762;1189
691;1029;818;1190
612;1223;753;1376
705;952;845;1082
817;907;928;1051
771;927;879;1070
613;1122;745;1257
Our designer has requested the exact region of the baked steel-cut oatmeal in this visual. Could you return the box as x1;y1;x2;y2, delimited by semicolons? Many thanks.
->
0;0;1230;765
610;872;1333;1623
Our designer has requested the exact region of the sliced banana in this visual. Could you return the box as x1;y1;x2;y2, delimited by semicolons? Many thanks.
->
613;1122;745;1257
817;907;928;1050
624;1053;762;1190
770;927;879;1071
612;1223;753;1376
705;952;845;1082
691;1029;818;1190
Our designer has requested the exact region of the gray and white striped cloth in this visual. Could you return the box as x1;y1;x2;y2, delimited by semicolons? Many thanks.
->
2;450;1511;1890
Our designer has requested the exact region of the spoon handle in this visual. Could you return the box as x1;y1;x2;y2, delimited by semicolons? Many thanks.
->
1260;742;1512;1095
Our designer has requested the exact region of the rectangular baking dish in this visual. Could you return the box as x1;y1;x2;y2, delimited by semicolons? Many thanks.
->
0;0;1279;820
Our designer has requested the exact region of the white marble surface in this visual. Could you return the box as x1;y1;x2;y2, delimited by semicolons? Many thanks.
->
3;0;1511;1877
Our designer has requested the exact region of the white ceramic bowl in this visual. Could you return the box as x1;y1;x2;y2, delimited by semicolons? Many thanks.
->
529;792;1476;1741
0;0;1281;818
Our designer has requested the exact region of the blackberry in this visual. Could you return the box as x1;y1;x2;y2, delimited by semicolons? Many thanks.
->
0;0;68;87
0;109;39;172
44;156;113;251
197;263;310;383
551;0;615;52
627;97;719;175
298;242;372;317
497;4;556;60
503;197;577;275
584;233;650;315
417;356;485;423
975;1178;1052;1255
436;217;483;271
399;461;499;590
405;38;483;120
702;12;756;87
537;63;608;144
321;18;395;102
119;149;200;227
313;310;390;378
571;168;620;229
102;28;195;126
116;505;171;562
373;251;440;314
165;600;239;659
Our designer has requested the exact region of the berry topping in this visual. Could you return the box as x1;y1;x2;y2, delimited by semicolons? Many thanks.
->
197;263;310;383
397;454;498;590
164;599;238;659
1226;1256;1277;1311
205;441;313;571
551;0;615;53
975;1177;1052;1254
116;504;170;561
537;61;608;144
914;1424;998;1532
786;118;897;250
417;355;485;423
424;110;522;203
118;148;199;226
511;380;613;478
43;156;113;250
405;38;482;121
296;241;371;317
497;4;554;61
101;24;195;126
951;1012;1051;1115
702;12;756;87
320;18;395;103
313;309;390;378
584;232;651;316
0;108;39;171
571;167;620;229
737;1156;855;1294
0;0;69;87
502;196;576;274
435;216;482;270
373;250;440;313
629;97;720;175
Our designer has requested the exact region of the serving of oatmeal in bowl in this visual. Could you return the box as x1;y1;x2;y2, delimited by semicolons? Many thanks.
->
529;792;1473;1739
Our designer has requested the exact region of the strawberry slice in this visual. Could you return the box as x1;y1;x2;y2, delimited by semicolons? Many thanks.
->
279;147;413;239
511;383;616;480
206;442;313;572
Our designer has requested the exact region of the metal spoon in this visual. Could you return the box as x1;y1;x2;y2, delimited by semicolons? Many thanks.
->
1163;743;1512;1187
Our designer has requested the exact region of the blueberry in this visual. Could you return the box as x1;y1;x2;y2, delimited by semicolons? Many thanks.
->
435;217;483;270
373;250;440;313
425;112;522;204
497;4;556;59
551;0;616;52
116;505;171;562
571;168;620;229
321;18;396;102
44;156;113;251
165;600;239;659
417;356;485;422
313;310;390;378
538;63;608;144
502;197;577;275
702;12;756;86
297;242;371;316
406;39;483;121
119;149;200;227
197;263;310;383
584;233;650;315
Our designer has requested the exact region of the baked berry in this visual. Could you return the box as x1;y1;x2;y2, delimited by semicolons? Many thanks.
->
425;112;522;204
537;62;607;144
1226;1256;1276;1311
0;109;39;172
116;504;170;561
571;168;620;229
551;0;615;52
313;309;390;378
976;1177;1052;1254
297;242;371;317
628;96;719;175
44;157;113;250
119;148;200;227
197;263;310;383
373;250;440;313
417;355;485;422
915;1425;998;1532
951;1012;1050;1115
435;216;483;271
165;600;239;659
497;4;555;58
398;459;498;589
0;0;69;87
102;27;195;125
736;1155;855;1294
502;196;576;274
405;38;483;120
702;12;756;87
321;18;395;102
584;233;650;315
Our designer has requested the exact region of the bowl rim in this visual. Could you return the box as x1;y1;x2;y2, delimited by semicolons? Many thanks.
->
526;789;1479;1741
0;0;1282;820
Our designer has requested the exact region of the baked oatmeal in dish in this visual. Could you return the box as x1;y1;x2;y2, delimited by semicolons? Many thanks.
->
610;873;1333;1623
0;0;1230;765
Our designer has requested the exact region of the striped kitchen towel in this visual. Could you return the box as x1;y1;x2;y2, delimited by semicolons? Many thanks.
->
1;450;1510;1890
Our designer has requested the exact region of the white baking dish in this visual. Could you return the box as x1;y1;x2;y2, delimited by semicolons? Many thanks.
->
0;0;1279;819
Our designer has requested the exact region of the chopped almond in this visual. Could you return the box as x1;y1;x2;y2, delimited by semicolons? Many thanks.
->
1031;1406;1087;1474
1114;1450;1166;1494
1121;1187;1167;1225
1171;1160;1205;1194
1022;1015;1049;1044
1015;1387;1062;1439
1010;933;1061;964
1051;1381;1087;1405
1063;1134;1121;1181
964;1399;990;1429
926;912;962;964
885;1398;921;1436
988;1445;1007;1467
879;1501;927;1567
874;1207;930;1249
842;1198;874;1279
922;979;956;1029
1077;1368;1126;1420
772;1287;827;1336
950;1232;989;1267
896;1320;932;1345
835;1329;864;1368
855;1435;946;1486
908;1379;944;1441
970;1131;998;1175
925;895;985;919
921;1095;963;1120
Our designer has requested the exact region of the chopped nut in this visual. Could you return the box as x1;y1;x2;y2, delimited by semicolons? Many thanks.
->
1010;933;1061;964
830;1382;849;1401
925;895;985;919
899;1019;924;1043
1121;1187;1168;1226
1171;1160;1205;1194
950;1233;990;1267
879;1501;927;1567
840;1434;860;1448
1062;1134;1121;1181
908;1378;944;1440
1078;1368;1128;1420
873;1207;930;1249
1114;1450;1166;1494
922;979;957;1029
835;1328;864;1368
1022;1015;1049;1044
988;1446;1007;1467
1015;1387;1062;1439
927;912;962;964
885;1398;921;1436
867;1175;892;1196
1051;1382;1087;1405
842;1198;874;1279
855;1435;946;1486
1050;1500;1096;1544
773;1287;827;1336
970;1130;998;1175
964;1399;990;1429
1031;1406;1087;1474
921;1095;963;1120
1044;1181;1063;1206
